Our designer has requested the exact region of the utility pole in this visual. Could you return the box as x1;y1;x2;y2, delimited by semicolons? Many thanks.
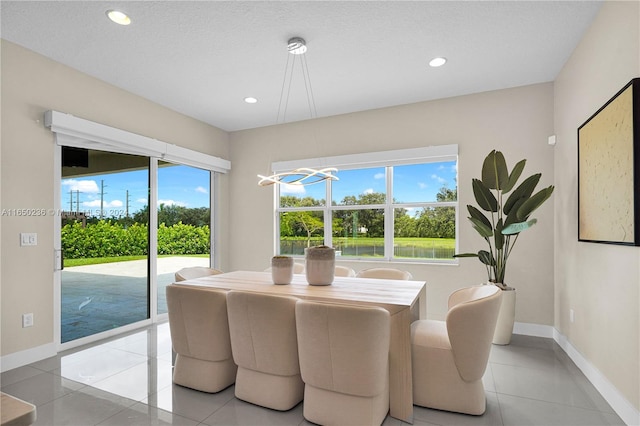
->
100;179;107;219
75;190;80;214
126;190;130;218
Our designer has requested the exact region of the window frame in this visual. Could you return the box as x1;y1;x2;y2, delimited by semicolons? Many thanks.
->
274;145;459;264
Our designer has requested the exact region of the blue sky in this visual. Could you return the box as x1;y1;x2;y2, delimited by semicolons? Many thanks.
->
61;164;210;217
280;161;458;204
61;161;456;217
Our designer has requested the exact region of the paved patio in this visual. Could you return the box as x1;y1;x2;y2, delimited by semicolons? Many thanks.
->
61;256;208;343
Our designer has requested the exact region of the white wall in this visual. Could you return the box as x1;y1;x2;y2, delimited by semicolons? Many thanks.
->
554;1;640;414
229;83;555;324
0;40;230;357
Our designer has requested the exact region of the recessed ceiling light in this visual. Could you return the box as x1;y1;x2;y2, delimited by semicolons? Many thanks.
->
429;57;447;67
106;10;131;26
244;97;258;104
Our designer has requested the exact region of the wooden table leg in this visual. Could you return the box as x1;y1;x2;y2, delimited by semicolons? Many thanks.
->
388;307;413;424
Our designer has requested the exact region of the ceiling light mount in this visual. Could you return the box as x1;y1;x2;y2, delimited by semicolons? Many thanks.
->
287;37;307;55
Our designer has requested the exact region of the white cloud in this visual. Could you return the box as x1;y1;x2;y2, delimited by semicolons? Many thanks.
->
431;174;446;184
418;182;427;189
195;186;208;194
363;188;374;195
280;184;306;195
374;172;385;179
83;199;123;208
136;198;148;204
62;179;99;193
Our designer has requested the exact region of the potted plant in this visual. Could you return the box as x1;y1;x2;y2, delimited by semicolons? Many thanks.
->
455;150;554;344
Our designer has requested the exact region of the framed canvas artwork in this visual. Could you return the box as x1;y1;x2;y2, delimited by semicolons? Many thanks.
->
578;78;639;245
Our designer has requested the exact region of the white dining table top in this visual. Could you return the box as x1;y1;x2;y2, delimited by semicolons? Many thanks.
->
174;270;425;314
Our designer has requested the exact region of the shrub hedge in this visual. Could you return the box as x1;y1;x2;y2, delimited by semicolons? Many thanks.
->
61;220;210;259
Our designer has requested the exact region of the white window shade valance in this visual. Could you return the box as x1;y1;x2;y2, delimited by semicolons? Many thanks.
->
271;144;457;173
44;110;231;173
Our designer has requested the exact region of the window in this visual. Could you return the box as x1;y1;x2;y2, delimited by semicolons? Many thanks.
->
275;146;458;263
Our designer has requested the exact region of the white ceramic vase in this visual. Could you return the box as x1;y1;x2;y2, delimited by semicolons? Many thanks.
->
271;256;294;285
493;287;516;345
305;245;335;286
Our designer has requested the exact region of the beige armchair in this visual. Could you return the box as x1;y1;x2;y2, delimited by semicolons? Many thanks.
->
174;266;223;281
226;291;304;411
166;284;236;393
356;267;413;280
411;285;502;415
295;300;390;425
334;265;356;277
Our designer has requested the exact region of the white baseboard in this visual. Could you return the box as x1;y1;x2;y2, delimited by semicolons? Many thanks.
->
514;322;638;426
0;342;57;373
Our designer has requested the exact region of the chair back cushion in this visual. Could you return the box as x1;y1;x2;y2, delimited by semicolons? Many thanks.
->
174;267;223;282
295;300;390;397
334;265;356;277
226;291;300;376
355;267;412;280
166;284;232;361
446;285;502;381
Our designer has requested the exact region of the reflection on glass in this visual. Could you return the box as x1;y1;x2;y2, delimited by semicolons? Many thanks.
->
332;209;385;257
394;207;456;259
279;211;324;255
332;167;386;206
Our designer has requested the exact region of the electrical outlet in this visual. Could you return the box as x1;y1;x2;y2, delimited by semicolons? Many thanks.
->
22;313;34;328
569;309;575;323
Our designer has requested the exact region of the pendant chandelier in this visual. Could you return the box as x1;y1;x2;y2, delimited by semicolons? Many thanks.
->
257;37;338;187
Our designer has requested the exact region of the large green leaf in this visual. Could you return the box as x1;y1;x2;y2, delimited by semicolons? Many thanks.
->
494;219;504;250
478;250;495;266
516;185;555;221
502;159;526;193
503;173;541;215
482;150;509;190
502;218;538;235
467;205;492;229
469;216;493;238
453;252;479;258
472;178;498;212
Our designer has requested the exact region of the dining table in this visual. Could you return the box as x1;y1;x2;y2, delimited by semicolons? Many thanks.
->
174;269;426;423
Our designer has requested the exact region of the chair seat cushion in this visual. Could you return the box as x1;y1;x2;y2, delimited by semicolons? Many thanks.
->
411;320;450;350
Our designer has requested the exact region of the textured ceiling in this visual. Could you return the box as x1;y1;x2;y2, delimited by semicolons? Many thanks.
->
1;1;602;132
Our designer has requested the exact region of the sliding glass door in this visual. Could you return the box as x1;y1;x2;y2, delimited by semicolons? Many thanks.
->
60;148;150;343
156;161;211;315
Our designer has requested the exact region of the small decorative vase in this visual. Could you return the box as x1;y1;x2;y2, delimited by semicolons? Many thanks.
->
305;245;335;286
271;255;294;285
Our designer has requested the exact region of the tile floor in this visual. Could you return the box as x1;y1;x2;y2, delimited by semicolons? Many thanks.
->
1;322;624;426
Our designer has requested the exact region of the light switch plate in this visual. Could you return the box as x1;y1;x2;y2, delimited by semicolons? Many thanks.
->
20;233;37;246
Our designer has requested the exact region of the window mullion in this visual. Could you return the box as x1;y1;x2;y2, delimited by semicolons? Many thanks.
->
385;166;394;260
325;178;332;247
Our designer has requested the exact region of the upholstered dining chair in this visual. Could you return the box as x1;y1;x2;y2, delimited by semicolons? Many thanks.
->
411;285;502;415
174;266;223;281
355;267;413;280
226;291;304;411
295;300;390;425
166;284;236;393
334;265;356;277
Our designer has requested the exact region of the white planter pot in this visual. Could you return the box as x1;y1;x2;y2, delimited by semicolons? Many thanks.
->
493;287;516;345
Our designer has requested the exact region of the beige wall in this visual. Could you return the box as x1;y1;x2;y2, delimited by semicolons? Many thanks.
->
554;1;640;412
0;40;230;356
229;83;555;324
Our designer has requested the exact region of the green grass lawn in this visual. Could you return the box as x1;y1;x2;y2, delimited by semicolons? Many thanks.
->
64;254;209;268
